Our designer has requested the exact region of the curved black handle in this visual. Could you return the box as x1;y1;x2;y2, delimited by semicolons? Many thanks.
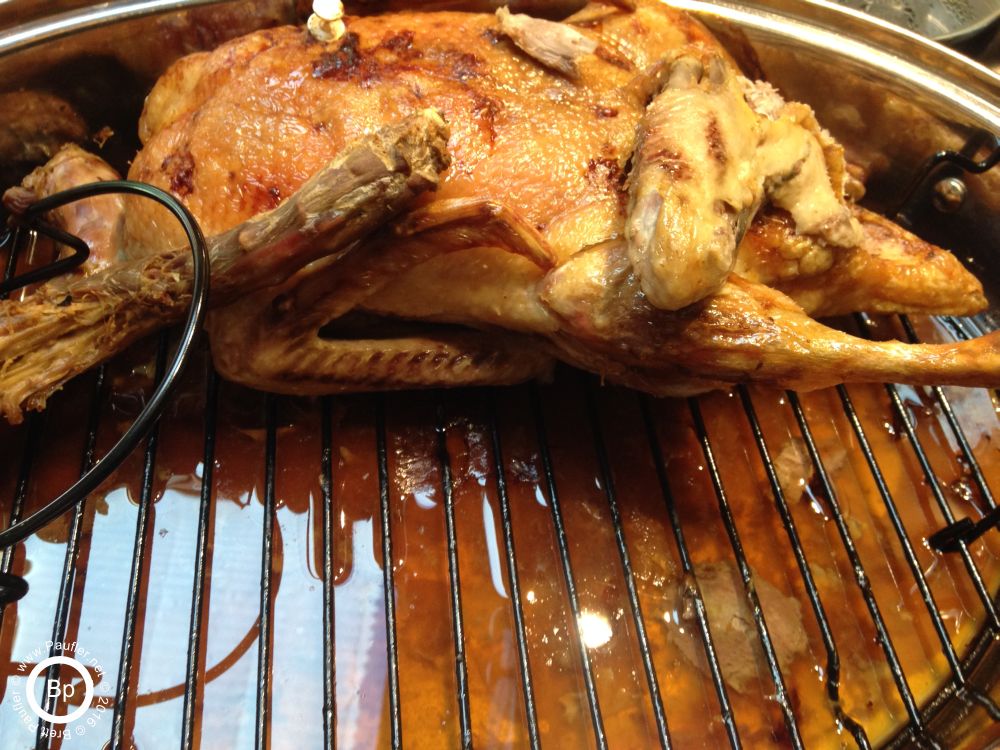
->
0;180;209;554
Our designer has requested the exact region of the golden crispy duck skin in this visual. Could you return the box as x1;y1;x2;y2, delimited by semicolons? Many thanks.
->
0;0;996;417
736;206;987;317
123;1;724;253
127;2;858;303
0;113;450;423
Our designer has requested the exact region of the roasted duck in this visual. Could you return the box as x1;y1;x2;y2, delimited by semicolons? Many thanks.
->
0;0;997;423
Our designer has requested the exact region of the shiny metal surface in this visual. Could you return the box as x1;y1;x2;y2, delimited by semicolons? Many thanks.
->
0;0;245;57
832;0;1000;43
0;0;294;82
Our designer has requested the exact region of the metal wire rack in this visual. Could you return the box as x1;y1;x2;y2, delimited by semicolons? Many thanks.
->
0;139;998;750
3;349;998;748
1;325;998;749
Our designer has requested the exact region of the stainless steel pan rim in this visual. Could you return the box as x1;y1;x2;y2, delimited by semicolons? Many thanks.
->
1;0;998;126
664;0;1000;133
0;0;237;59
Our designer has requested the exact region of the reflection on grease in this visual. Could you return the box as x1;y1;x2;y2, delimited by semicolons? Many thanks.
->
0;333;996;747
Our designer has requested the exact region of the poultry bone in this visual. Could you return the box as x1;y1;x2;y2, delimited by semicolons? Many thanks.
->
0;0;997;423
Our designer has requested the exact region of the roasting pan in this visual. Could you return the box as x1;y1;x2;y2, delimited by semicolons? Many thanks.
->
0;1;998;748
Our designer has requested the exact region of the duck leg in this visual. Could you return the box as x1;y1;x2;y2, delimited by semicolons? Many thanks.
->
540;240;1000;391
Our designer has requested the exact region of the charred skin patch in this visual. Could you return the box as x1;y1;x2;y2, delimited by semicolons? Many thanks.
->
470;92;502;144
312;32;362;79
312;30;481;87
594;105;618;118
161;149;196;196
244;182;285;214
586;157;627;210
481;28;503;45
650;148;692;180
378;30;416;55
594;45;633;71
448;51;482;81
706;115;727;166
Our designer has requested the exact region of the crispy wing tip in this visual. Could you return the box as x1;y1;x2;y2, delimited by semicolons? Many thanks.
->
737;206;988;318
210;319;554;394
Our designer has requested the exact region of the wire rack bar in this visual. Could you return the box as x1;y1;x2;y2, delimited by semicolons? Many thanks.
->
320;396;337;749
787;392;941;750
687;397;804;750
0;413;41;618
109;336;168;748
639;396;741;749
584;382;671;749
835;383;1000;724
255;396;278;750
530;384;608;749
433;398;473;748
34;366;105;750
180;365;219;750
1;228;20;287
899;315;997;513
938;315;984;342
375;395;403;749
736;385;870;749
855;316;999;633
487;392;541;750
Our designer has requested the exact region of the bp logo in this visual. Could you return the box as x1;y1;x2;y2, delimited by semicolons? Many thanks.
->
9;641;107;740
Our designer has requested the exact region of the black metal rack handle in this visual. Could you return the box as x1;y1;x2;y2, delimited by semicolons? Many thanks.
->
892;131;1000;554
0;220;90;297
0;180;209;552
893;130;1000;223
